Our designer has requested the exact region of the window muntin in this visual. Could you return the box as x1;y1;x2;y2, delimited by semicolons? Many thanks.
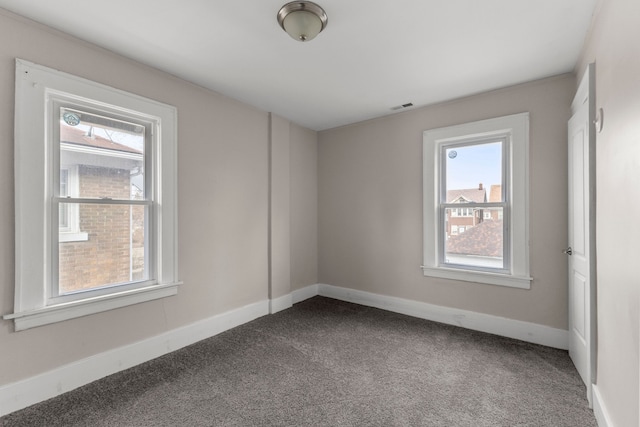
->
59;108;147;201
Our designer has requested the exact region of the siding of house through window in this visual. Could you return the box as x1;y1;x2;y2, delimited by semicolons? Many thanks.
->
445;186;486;239
58;167;145;292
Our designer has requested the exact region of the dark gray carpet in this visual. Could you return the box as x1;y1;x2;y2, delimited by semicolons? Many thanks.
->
1;297;596;426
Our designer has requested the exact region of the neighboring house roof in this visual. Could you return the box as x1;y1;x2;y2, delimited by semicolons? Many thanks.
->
446;219;503;257
489;184;502;202
446;186;486;203
60;124;142;154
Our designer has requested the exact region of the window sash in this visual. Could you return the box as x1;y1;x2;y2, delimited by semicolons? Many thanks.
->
51;201;154;305
439;203;510;273
50;101;155;304
437;139;510;274
441;202;505;209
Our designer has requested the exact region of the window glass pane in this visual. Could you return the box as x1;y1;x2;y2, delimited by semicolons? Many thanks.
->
445;141;502;202
444;207;504;269
60;108;145;200
60;169;68;196
58;203;147;294
59;205;69;228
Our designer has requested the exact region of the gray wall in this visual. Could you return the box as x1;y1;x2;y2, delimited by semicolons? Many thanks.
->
0;10;318;386
318;74;574;329
269;113;292;301
291;123;319;290
576;0;640;424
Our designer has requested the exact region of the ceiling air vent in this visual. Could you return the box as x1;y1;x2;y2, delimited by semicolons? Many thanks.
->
390;102;414;111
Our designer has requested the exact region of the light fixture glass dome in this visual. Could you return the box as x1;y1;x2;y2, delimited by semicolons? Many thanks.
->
277;2;328;42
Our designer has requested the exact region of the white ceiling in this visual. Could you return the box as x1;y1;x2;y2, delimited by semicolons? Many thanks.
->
0;1;597;131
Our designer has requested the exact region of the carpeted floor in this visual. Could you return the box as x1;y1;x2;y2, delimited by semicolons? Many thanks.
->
1;297;597;426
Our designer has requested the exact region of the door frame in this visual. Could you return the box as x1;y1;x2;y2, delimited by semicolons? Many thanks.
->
569;62;597;404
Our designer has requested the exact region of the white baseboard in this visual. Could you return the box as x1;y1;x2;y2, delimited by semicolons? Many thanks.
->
292;284;319;304
593;385;615;427
0;299;269;417
0;283;572;417
316;284;569;350
269;293;293;314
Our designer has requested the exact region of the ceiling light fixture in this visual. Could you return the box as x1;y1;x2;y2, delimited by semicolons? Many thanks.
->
277;1;328;42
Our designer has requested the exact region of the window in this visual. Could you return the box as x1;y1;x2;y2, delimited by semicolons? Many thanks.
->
56;108;148;297
422;113;531;289
443;140;506;271
5;59;180;331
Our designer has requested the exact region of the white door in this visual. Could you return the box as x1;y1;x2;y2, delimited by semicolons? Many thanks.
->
567;63;596;406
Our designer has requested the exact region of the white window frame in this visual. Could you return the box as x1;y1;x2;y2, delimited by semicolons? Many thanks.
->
440;137;510;274
422;113;531;289
51;100;152;304
5;59;180;331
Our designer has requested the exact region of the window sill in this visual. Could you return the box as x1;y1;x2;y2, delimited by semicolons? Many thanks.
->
421;266;531;289
3;282;181;331
59;232;89;243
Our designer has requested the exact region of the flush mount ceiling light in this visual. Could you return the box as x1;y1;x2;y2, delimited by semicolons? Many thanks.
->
277;1;328;42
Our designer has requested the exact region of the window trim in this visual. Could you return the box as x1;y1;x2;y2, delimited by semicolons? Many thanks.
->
422;113;531;289
5;59;180;331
